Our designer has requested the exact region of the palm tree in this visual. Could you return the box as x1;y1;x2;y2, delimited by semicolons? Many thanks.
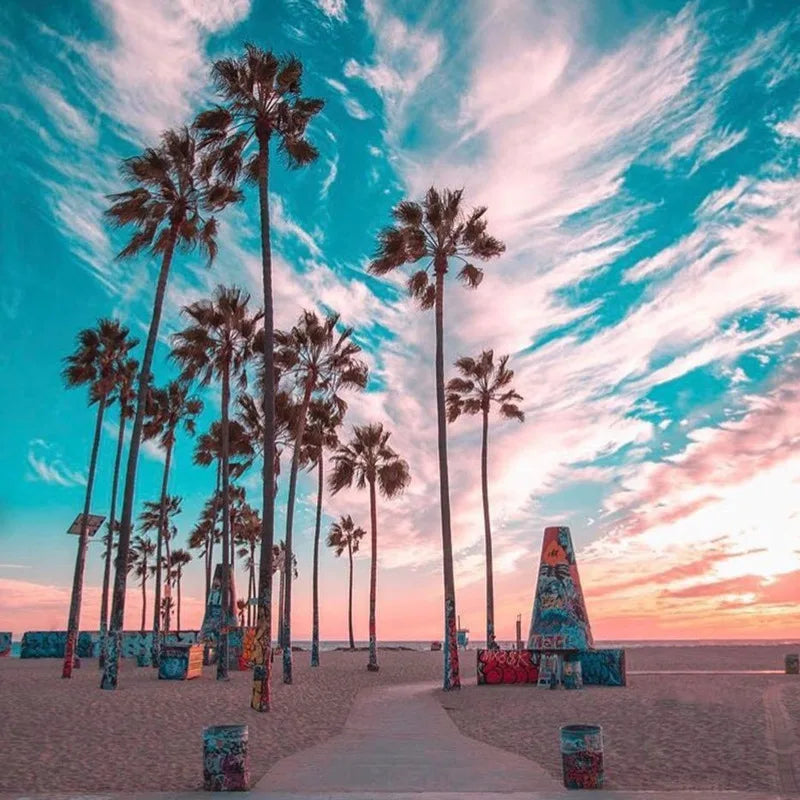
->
235;505;261;627
143;381;202;666
369;188;505;689
273;540;298;648
195;46;324;711
275;310;367;683
99;355;138;670
101;127;239;691
446;350;524;649
330;423;410;671
300;398;342;666
169;548;192;633
62;318;136;679
326;515;366;651
188;493;221;602
132;535;156;633
171;284;262;680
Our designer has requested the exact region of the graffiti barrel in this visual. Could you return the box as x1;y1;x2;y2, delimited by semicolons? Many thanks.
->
560;724;603;789
203;724;249;791
563;654;583;690
786;654;799;675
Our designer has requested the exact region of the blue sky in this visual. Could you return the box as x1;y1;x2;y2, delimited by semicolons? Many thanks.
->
1;0;799;639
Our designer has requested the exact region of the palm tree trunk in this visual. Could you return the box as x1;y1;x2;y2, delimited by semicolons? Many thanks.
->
367;479;379;671
481;407;495;649
277;565;285;648
434;261;460;690
282;379;314;684
99;407;126;670
251;132;277;712
347;539;355;650
218;362;232;681
163;518;173;635
152;442;173;667
141;574;147;633
206;463;220;603
177;570;182;634
62;394;107;678
311;454;323;667
102;228;178;690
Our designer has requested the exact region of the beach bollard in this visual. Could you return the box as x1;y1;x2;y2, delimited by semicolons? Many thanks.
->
203;724;249;791
560;724;604;789
563;654;583;690
786;654;799;675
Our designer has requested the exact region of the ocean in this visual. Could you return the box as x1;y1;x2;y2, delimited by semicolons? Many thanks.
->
7;637;799;658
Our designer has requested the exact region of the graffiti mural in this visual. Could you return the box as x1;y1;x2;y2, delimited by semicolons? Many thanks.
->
443;596;461;690
21;631;93;658
580;648;626;686
526;526;593;651
562;655;583;689
560;724;604;789
250;602;272;712
199;564;238;643
203;724;249;791
477;649;540;684
239;627;256;670
0;632;11;657
158;643;203;679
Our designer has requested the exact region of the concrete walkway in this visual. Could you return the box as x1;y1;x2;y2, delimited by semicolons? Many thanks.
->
255;681;561;794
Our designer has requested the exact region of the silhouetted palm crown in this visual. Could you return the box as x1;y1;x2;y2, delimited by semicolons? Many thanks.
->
105;127;239;263
195;45;324;180
329;423;411;498
369;187;506;307
446;350;524;423
143;381;203;450
139;495;182;533
300;398;342;468
194;419;255;479
327;515;366;557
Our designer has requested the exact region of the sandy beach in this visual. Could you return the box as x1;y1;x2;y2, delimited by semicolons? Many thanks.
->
0;645;797;794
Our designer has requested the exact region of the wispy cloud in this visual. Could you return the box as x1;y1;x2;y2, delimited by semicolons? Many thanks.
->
315;0;347;22
26;440;86;488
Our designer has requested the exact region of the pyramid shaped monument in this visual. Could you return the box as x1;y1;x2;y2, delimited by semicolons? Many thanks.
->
526;526;594;651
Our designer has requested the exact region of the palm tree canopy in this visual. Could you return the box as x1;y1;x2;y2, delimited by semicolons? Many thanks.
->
171;285;262;391
236;387;297;455
326;514;366;557
195;45;324;182
273;539;298;578
188;494;222;555
105;126;240;264
63;318;138;403
368;187;506;309
132;535;156;584
111;356;139;418
329;423;411;498
138;495;182;533
143;380;204;450
170;548;192;570
446;350;525;423
193;418;255;478
275;310;368;417
300;397;342;468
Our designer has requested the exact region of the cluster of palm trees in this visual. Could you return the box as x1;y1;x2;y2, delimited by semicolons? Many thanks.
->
60;42;525;705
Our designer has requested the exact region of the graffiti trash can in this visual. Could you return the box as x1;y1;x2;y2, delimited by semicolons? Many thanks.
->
203;724;249;791
786;654;799;675
560;724;604;789
563;654;583;690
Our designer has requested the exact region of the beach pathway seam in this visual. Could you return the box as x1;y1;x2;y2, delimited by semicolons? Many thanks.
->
763;682;799;795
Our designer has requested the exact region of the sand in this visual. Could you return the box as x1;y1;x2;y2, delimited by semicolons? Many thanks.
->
0;645;797;793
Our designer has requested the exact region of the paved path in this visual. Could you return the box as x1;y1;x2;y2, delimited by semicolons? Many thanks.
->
255;681;561;794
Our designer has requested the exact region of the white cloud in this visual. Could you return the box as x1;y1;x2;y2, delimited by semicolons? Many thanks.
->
320;153;339;198
315;0;347;22
26;440;87;488
324;76;372;120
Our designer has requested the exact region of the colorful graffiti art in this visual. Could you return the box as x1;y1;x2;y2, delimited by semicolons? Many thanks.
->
527;526;594;651
199;564;238;644
0;632;11;657
477;649;540;685
239;627;256;670
20;631;93;658
580;648;626;686
159;643;203;680
560;724;604;789
203;724;249;791
250;604;272;712
443;596;461;690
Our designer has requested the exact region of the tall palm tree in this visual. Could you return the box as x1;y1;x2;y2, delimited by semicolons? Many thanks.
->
169;548;192;633
62;318;135;679
326;515;366;651
275;310;367;683
300;398;342;666
330;423;410;671
99;355;138;670
446;350;524;649
132;535;156;633
143;382;202;666
196;46;324;711
235;505;261;627
369;188;505;689
101;127;239;691
171;284;262;680
273;540;298;648
188;493;221;602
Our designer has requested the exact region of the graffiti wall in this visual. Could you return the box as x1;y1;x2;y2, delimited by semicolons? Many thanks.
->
0;632;11;657
477;649;540;684
526;526;594;651
21;631;93;658
580;648;626;686
199;564;238;643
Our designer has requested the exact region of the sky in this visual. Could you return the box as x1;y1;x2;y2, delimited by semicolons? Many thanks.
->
1;0;799;642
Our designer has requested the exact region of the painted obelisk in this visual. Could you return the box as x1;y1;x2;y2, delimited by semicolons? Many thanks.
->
526;526;594;650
